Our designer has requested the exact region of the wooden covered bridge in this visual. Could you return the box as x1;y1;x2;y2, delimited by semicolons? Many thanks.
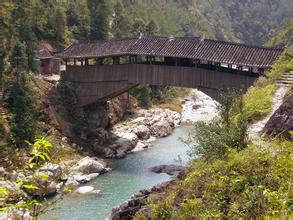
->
55;35;284;106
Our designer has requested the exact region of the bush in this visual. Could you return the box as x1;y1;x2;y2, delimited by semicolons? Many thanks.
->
148;141;292;219
187;90;248;161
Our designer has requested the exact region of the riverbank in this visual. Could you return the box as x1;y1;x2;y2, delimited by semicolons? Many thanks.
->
0;87;218;220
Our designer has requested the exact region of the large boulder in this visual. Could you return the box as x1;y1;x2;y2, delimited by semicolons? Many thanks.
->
133;125;151;140
65;173;100;186
150;121;173;137
70;157;107;175
263;94;293;140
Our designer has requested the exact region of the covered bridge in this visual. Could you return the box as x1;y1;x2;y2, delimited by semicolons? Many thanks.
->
56;35;284;106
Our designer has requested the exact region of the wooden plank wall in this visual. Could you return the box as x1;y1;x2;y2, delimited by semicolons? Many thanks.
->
61;64;257;106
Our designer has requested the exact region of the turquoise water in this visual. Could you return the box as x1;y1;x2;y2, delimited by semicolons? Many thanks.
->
41;125;192;220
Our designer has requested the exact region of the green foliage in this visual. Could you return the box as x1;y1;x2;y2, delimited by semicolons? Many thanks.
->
66;0;91;40
147;141;292;219
131;18;146;36
5;40;37;147
266;18;293;47
220;0;292;45
52;6;69;45
146;20;159;35
188;90;248;161
131;85;186;109
243;85;276;122
28;137;53;168
0;187;8;208
266;51;293;84
131;85;152;107
8;41;28;71
112;0;131;38
88;0;110;40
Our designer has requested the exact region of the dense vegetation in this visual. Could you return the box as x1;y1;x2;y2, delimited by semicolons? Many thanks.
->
266;18;293;47
0;0;292;218
134;51;293;220
1;0;292;112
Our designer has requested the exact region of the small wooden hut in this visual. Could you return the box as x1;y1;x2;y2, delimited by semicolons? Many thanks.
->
36;46;61;75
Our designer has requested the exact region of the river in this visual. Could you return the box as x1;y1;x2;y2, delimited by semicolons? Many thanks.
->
41;125;193;220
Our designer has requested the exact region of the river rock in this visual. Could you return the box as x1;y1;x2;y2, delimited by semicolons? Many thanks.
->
76;186;101;195
39;163;62;180
0;167;7;178
150;165;184;176
66;173;100;186
150;120;173;137
133;125;151;140
44;182;58;197
1;210;30;220
70;157;108;175
108;107;181;158
8;171;26;181
110;181;174;220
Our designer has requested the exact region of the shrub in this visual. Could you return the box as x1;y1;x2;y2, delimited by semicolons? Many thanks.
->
187;90;248;161
149;141;292;219
28;137;53;168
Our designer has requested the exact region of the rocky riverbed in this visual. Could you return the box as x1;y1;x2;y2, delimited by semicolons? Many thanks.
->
1;89;219;220
104;108;181;159
0;157;109;220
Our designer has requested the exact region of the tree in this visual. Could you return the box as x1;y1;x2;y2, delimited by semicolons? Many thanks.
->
187;90;248;161
53;6;68;44
146;20;159;35
5;41;37;147
67;0;91;40
8;41;28;71
112;0;131;38
131;85;152;107
131;18;146;36
87;0;110;40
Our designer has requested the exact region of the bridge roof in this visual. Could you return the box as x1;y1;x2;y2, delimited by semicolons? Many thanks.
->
56;36;284;68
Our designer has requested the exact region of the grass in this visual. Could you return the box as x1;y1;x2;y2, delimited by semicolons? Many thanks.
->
143;138;292;219
241;51;293;122
243;84;276;122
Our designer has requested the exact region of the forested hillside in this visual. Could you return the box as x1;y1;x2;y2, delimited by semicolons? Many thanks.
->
1;0;292;51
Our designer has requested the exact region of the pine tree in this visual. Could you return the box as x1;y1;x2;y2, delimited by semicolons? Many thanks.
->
112;1;131;38
5;41;37;147
146;20;159;35
9;41;28;71
53;6;68;44
67;0;91;40
87;0;110;40
131;18;146;36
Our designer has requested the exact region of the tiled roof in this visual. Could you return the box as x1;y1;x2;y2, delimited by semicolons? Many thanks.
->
56;35;284;68
36;48;53;59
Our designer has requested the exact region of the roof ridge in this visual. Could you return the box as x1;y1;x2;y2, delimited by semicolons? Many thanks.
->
75;35;283;51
